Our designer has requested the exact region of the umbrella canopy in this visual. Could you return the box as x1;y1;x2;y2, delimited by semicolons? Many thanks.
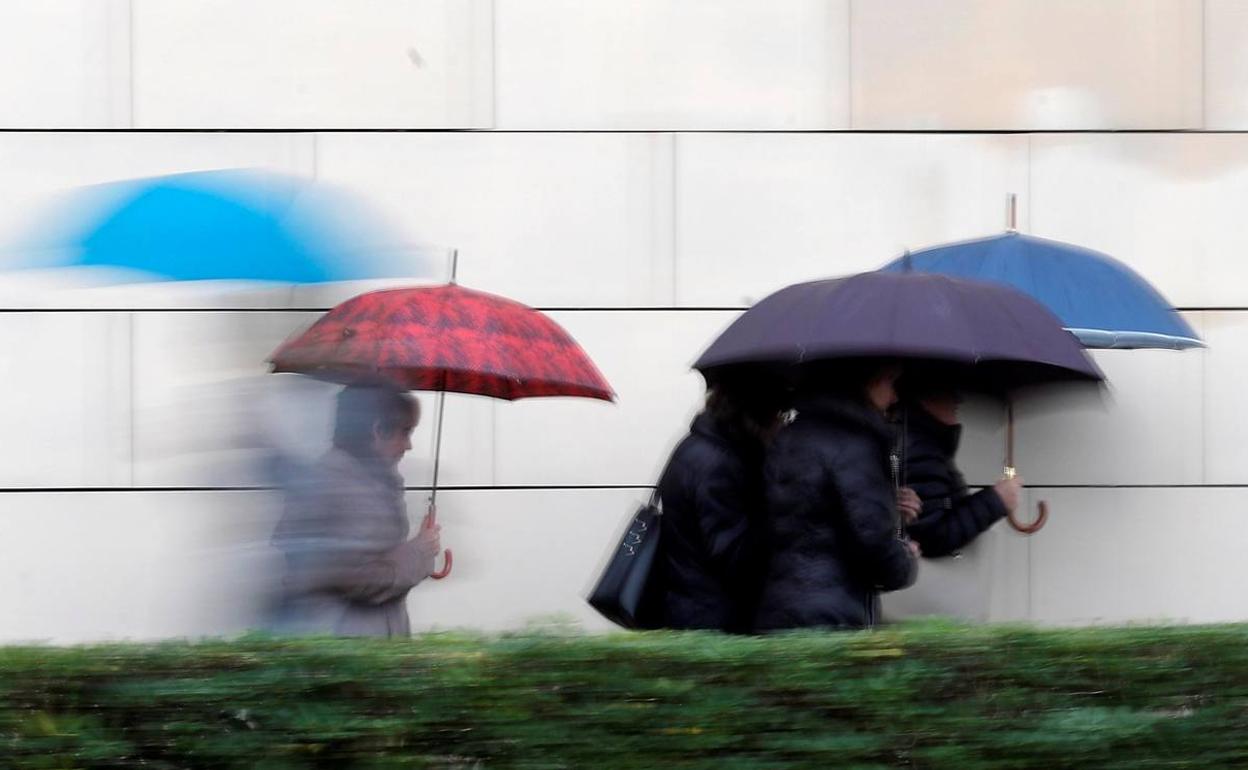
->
270;284;615;401
12;169;418;283
694;271;1102;391
878;232;1202;350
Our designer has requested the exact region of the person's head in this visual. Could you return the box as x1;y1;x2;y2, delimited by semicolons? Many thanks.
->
332;385;420;465
917;391;961;426
702;367;790;443
897;365;964;426
863;363;904;414
802;358;904;415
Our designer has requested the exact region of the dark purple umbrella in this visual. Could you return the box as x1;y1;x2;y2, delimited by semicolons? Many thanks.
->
695;271;1102;387
694;271;1104;534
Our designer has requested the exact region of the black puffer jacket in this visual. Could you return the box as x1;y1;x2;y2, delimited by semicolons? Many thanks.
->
657;412;766;633
899;404;1007;558
755;395;918;631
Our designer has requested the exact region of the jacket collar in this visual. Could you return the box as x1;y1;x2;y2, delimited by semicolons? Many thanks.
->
793;393;896;447
690;410;762;458
327;447;405;491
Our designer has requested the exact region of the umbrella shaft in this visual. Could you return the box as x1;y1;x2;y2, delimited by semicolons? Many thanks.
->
430;390;447;506
1004;399;1015;474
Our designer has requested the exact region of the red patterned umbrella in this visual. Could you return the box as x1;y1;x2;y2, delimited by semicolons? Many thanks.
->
269;283;615;579
270;284;614;400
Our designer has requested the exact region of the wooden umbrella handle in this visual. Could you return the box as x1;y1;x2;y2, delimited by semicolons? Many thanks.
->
1008;500;1048;534
425;503;452;579
1002;396;1047;534
431;548;453;580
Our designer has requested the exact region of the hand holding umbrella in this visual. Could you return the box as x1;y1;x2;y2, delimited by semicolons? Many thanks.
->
420;504;450;580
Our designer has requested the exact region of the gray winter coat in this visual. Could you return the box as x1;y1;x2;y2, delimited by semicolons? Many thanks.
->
271;448;436;637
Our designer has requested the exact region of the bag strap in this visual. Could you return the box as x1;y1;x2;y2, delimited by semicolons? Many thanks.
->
648;448;680;512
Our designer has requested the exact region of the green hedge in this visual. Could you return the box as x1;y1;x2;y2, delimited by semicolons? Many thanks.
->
3;622;1248;768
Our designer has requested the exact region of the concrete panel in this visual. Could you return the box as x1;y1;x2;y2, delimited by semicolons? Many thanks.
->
0;312;131;488
407;488;642;633
851;0;1202;129
132;0;492;128
1204;0;1248;128
1201;312;1248;483
1010;345;1205;486
0;0;130;128
0;490;281;643
315;132;676;307
1028;487;1248;625
492;310;734;486
675;133;1029;306
494;0;848;129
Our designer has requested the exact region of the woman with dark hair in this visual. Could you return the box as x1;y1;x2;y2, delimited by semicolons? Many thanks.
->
754;360;920;631
656;369;788;633
271;384;441;637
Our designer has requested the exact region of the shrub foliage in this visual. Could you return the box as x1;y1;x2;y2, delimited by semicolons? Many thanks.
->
3;622;1247;768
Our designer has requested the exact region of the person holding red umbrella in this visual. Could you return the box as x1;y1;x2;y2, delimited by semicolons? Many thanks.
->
269;385;442;638
267;275;614;635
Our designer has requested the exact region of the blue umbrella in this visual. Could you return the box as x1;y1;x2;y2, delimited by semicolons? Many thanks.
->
11;169;420;283
879;231;1203;350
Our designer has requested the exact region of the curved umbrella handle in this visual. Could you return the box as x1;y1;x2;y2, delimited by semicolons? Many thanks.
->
431;548;453;580
1008;500;1048;535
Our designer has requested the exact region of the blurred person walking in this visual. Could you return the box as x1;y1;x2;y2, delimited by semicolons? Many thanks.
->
270;385;441;637
655;369;788;633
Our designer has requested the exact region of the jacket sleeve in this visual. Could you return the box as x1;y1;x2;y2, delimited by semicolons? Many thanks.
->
288;536;437;606
330;536;438;605
907;487;1008;557
831;453;918;591
280;483;438;605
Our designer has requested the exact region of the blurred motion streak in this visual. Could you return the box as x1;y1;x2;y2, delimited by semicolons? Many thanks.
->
0;169;439;639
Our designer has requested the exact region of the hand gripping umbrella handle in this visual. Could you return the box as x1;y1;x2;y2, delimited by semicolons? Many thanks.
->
1008;500;1048;535
424;501;452;580
1002;459;1048;534
431;548;453;580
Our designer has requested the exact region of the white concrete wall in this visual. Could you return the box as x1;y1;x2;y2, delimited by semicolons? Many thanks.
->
0;1;1245;641
2;0;1230;132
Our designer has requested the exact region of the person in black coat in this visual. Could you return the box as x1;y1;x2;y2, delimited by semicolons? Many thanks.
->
755;361;920;632
896;379;1023;558
656;369;787;633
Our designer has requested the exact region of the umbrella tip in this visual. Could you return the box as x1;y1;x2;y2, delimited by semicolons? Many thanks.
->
901;249;913;272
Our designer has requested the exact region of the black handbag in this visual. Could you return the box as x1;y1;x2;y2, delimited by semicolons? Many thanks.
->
587;490;664;629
